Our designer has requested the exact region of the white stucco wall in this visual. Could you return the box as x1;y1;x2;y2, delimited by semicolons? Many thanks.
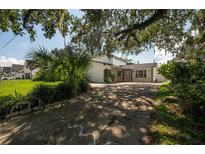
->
87;62;112;83
23;65;31;74
14;72;24;79
120;64;154;82
153;67;166;82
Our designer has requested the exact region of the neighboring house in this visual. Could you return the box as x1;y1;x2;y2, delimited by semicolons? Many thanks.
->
0;66;4;80
1;67;12;80
1;65;24;80
87;55;166;83
11;64;24;79
1;60;39;80
23;60;39;79
0;66;3;76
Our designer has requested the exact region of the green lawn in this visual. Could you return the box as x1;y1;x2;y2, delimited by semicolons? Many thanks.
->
0;80;59;97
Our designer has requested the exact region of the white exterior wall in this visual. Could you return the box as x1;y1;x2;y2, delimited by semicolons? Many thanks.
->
23;65;31;74
153;67;166;82
87;62;112;83
121;64;154;82
133;67;152;82
31;68;39;79
14;72;24;79
88;55;126;83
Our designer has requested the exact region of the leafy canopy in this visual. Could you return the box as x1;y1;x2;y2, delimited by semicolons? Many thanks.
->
0;9;72;41
1;9;205;57
71;9;205;56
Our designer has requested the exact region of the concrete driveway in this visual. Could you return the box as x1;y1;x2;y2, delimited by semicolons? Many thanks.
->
90;82;163;88
0;83;159;145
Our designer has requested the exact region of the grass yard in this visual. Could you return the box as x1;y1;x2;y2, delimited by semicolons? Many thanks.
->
151;82;205;144
0;80;59;97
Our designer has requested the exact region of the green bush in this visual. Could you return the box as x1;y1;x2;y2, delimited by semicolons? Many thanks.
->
158;61;193;85
27;46;91;82
28;84;57;106
55;81;79;100
78;79;90;93
0;94;24;119
158;60;205;118
0;96;15;119
27;79;89;106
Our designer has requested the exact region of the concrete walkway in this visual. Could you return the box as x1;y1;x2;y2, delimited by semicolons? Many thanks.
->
0;83;159;145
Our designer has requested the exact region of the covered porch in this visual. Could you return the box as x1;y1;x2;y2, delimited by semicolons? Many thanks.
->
112;67;132;82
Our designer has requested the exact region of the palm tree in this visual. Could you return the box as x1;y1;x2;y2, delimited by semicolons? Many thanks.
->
27;45;91;82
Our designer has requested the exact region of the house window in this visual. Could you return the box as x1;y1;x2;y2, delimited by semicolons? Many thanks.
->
117;71;121;76
143;70;147;78
136;70;147;78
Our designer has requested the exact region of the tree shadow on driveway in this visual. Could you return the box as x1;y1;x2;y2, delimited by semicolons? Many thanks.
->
0;84;159;145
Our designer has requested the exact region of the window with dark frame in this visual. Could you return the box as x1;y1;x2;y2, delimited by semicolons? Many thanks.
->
143;70;146;78
136;70;147;78
117;71;121;76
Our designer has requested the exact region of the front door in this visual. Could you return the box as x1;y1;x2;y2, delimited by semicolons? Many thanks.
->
123;70;132;82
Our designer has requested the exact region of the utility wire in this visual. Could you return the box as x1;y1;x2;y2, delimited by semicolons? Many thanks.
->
0;35;17;50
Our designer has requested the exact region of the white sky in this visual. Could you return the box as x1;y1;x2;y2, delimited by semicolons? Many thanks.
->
154;47;175;65
0;56;25;67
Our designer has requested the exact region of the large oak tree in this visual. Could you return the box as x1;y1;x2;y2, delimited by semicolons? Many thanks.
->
1;9;205;58
71;9;205;58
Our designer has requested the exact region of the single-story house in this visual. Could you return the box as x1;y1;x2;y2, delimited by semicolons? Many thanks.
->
87;55;166;83
87;55;127;83
1;54;165;82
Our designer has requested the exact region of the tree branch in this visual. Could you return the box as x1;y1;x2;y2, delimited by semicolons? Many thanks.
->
115;9;168;38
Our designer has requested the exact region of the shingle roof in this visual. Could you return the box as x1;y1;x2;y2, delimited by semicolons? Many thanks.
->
3;67;11;73
25;60;37;70
25;60;34;66
11;64;24;72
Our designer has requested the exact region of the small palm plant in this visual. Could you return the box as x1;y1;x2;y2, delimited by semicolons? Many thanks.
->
27;45;91;82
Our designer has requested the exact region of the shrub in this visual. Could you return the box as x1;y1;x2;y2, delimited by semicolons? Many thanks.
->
78;79;90;93
0;95;18;119
55;81;79;100
158;61;193;85
158;60;205;118
27;46;91;82
27;79;89;106
28;84;57;106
